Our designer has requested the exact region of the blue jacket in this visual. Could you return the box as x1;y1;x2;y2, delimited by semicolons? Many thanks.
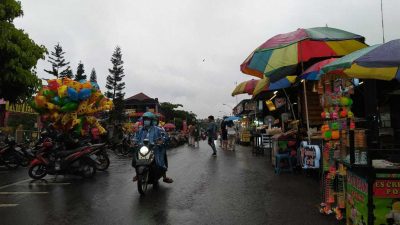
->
134;126;162;145
207;122;217;138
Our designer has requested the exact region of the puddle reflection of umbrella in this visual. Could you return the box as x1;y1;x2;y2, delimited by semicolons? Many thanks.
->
321;39;400;81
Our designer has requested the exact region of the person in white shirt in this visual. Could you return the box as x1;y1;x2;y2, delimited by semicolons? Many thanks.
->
226;121;236;151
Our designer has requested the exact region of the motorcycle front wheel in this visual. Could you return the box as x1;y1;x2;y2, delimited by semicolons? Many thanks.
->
137;171;149;195
28;164;47;179
96;153;110;171
81;159;97;178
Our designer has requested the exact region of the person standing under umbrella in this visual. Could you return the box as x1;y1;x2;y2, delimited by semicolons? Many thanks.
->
226;120;236;151
207;115;217;157
220;116;228;150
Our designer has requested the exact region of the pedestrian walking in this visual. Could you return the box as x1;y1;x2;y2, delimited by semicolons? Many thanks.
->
207;115;217;156
194;123;200;148
188;123;195;147
227;121;236;151
220;117;228;150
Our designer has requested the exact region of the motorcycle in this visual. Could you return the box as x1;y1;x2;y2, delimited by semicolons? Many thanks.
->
0;136;26;169
28;138;97;179
89;143;110;171
134;138;164;195
105;133;132;157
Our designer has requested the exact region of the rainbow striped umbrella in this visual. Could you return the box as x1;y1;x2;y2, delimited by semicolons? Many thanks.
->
252;76;297;96
300;58;338;80
231;79;259;96
241;27;367;82
321;39;400;81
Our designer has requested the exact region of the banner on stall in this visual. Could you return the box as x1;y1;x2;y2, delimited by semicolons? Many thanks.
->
374;179;400;198
373;177;400;224
346;171;369;225
299;142;321;169
5;102;37;114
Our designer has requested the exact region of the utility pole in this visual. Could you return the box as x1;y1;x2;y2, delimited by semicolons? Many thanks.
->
381;0;385;43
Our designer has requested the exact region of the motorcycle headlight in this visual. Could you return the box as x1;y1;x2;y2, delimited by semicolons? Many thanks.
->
139;146;149;156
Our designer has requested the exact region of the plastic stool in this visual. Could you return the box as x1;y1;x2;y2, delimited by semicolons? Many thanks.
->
275;153;293;174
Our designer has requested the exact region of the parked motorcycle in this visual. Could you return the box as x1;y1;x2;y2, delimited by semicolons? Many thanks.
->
0;136;26;169
0;141;20;169
134;138;164;195
89;143;110;171
28;138;97;179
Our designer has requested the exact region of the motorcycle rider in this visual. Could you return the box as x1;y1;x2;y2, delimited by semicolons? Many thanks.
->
132;112;173;183
152;115;173;183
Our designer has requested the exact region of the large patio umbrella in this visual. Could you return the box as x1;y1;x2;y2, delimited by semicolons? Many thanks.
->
321;39;400;81
252;76;297;120
300;58;338;80
231;79;259;96
252;76;297;96
240;27;367;82
241;27;367;143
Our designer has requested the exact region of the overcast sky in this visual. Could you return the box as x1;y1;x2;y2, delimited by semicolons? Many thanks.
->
15;0;400;118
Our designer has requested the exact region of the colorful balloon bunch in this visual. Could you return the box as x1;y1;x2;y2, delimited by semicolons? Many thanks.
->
31;79;113;136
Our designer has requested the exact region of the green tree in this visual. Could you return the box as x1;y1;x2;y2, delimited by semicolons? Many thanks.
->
160;102;183;122
0;0;46;103
159;102;197;129
74;61;86;81
105;46;126;122
65;68;74;79
44;43;71;78
89;68;97;82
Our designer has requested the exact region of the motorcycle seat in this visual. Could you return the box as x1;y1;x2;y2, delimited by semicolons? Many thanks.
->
56;147;85;157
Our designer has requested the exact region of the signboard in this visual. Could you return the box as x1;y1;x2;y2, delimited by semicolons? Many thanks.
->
245;102;256;111
299;142;321;169
346;171;369;225
274;97;286;109
265;100;276;111
373;178;400;225
5;102;36;114
234;104;244;115
374;180;400;198
240;130;250;143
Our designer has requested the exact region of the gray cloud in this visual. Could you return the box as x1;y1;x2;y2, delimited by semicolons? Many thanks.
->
15;0;400;118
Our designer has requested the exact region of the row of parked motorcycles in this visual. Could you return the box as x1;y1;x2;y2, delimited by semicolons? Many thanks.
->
0;130;110;180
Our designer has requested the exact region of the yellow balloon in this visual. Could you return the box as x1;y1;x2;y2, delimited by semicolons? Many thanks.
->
45;102;59;111
86;116;97;124
51;112;60;121
71;118;81;128
62;78;73;86
58;85;68;98
70;81;82;91
77;100;89;115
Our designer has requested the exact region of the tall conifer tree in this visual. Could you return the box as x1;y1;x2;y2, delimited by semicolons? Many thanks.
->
44;43;71;78
105;46;126;122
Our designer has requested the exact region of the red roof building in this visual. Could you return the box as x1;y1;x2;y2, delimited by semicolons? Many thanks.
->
124;93;164;121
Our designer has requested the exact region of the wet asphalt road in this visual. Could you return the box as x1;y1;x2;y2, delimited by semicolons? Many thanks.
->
0;141;342;225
